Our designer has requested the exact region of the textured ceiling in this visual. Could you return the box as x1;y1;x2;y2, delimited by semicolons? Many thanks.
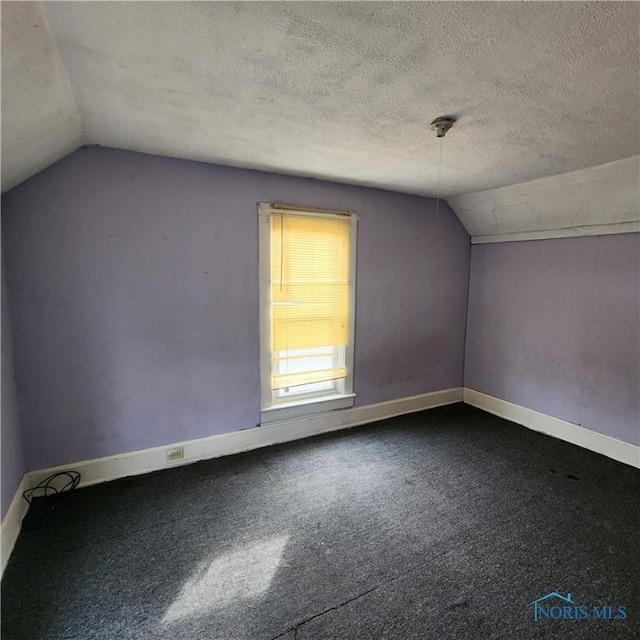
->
2;2;639;235
1;1;82;191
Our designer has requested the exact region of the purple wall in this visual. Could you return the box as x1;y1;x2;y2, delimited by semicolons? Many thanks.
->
2;146;470;471
465;234;640;445
1;267;25;517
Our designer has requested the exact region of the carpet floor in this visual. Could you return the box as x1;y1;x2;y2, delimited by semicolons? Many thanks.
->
1;403;638;639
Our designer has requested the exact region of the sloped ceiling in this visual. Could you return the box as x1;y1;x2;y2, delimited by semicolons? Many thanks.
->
451;156;640;242
2;2;639;238
1;1;83;191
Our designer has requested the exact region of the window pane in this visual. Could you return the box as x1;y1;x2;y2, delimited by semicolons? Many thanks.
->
260;204;355;411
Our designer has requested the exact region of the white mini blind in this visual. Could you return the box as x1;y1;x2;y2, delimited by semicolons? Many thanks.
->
271;211;351;390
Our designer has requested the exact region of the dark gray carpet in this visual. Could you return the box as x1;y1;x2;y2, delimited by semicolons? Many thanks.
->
2;404;638;639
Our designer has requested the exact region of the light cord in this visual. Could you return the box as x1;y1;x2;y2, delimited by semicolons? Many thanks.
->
435;135;444;243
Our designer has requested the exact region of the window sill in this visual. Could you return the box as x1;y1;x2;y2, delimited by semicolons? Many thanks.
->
260;393;356;424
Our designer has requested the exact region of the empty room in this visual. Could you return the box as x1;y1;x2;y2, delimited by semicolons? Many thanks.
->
1;2;638;639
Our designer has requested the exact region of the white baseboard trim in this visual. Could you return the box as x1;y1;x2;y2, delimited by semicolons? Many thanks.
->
0;474;29;578
28;387;463;490
463;388;640;468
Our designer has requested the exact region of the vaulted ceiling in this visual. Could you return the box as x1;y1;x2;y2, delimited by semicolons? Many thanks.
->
2;1;639;239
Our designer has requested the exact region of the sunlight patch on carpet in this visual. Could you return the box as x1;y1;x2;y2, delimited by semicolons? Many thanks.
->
162;534;289;623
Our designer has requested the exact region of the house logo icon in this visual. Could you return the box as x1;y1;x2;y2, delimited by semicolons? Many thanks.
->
529;591;627;622
530;592;576;622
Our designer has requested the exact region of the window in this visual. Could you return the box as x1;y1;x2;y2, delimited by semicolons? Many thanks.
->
258;202;357;422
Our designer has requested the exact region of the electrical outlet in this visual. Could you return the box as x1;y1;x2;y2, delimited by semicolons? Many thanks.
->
166;447;184;461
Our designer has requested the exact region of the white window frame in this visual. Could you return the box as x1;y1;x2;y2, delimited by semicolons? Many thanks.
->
258;202;357;424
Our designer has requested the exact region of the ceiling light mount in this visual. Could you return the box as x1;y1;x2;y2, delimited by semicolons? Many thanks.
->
430;116;456;138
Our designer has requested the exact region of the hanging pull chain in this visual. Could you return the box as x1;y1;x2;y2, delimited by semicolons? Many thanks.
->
429;116;455;245
435;135;444;226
